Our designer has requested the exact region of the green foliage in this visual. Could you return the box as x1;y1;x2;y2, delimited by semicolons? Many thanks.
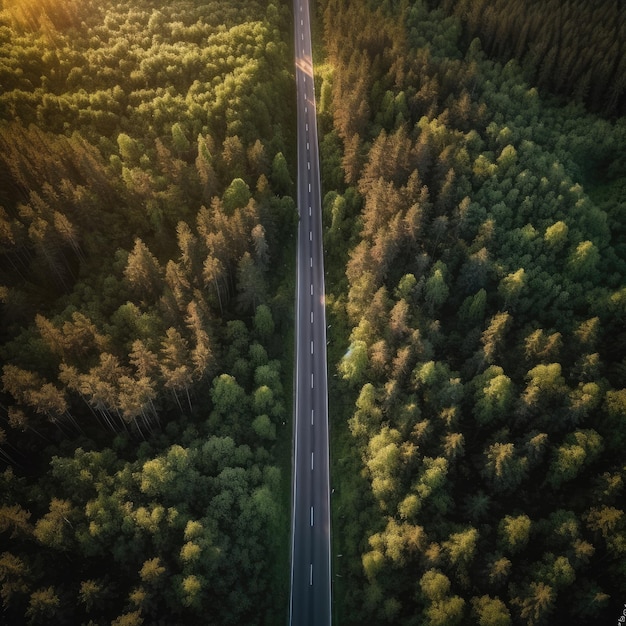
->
0;0;294;622
498;515;532;554
443;0;626;117
547;429;603;488
25;586;60;623
253;304;274;340
472;595;511;626
339;340;369;386
270;151;292;196
222;178;252;214
320;0;626;623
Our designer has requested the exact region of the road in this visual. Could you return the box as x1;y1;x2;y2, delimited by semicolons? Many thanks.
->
289;0;332;624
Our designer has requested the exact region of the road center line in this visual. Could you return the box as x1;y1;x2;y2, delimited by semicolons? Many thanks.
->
292;4;332;622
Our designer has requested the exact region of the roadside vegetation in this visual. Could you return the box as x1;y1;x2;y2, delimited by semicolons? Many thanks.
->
0;0;296;623
317;0;626;624
2;0;625;623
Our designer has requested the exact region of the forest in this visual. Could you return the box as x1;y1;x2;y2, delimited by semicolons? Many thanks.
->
440;0;626;118
0;0;295;623
2;0;626;623
317;0;626;624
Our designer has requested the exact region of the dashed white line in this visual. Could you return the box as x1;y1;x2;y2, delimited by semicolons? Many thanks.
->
310;563;313;586
309;230;312;241
301;33;304;41
311;373;314;388
301;19;303;25
311;340;314;354
311;453;314;471
308;183;311;192
306;123;308;131
305;106;308;113
308;161;311;170
310;311;313;323
309;206;312;216
307;142;310;150
311;408;314;425
310;283;313;295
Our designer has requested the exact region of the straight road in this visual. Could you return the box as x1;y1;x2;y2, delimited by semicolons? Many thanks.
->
289;0;332;624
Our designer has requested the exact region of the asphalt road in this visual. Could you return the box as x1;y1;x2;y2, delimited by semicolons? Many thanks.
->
289;0;332;624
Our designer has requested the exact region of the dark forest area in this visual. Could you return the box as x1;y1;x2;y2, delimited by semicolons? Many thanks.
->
440;0;626;118
318;0;626;624
0;0;295;623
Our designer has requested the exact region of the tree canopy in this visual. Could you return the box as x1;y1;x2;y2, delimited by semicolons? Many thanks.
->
320;0;626;623
0;0;295;622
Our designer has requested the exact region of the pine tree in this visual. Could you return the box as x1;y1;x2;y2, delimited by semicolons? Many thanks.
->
124;238;164;301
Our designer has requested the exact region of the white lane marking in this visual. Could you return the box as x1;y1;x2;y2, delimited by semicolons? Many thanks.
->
301;33;304;40
310;505;314;525
309;231;312;241
306;123;308;131
309;206;312;216
303;75;306;83
301;19;303;25
311;453;314;471
308;183;311;192
310;311;313;323
310;257;313;268
310;283;313;295
305;106;308;113
311;373;314;388
310;563;313;586
311;408;314;425
311;340;314;354
307;142;310;150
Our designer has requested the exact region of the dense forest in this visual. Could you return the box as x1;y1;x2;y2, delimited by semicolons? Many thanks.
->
440;0;626;118
317;0;626;624
2;0;626;623
0;0;295;623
